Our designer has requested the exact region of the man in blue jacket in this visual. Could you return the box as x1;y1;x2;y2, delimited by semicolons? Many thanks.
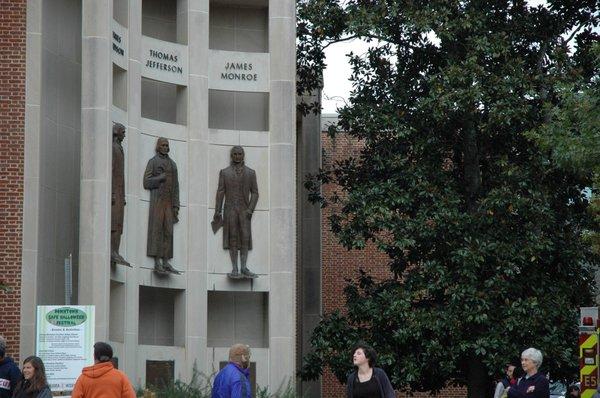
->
212;344;252;398
0;336;22;398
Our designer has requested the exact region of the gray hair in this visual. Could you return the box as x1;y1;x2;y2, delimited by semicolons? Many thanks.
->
521;347;543;368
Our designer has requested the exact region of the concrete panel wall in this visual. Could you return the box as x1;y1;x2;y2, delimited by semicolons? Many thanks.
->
113;0;128;27
208;90;269;131
297;92;322;398
142;0;177;43
209;5;267;53
207;291;268;348
113;65;128;110
36;0;82;306
138;286;185;346
109;281;126;342
267;0;296;390
141;78;184;124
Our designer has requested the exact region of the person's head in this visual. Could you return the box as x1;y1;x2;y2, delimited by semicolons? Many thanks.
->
93;342;113;364
156;137;170;155
352;343;377;368
21;356;47;392
505;363;516;379
511;363;524;381
0;336;6;359
230;146;245;164
113;123;125;142
520;348;543;375
567;385;580;397
229;344;251;369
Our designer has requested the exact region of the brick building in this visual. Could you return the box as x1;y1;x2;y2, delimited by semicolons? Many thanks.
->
0;0;26;363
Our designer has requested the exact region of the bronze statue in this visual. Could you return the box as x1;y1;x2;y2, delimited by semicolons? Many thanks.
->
143;137;181;274
111;123;130;267
212;146;259;279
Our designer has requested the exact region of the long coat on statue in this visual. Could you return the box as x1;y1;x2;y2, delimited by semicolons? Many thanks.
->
215;164;259;250
111;140;125;234
143;154;179;258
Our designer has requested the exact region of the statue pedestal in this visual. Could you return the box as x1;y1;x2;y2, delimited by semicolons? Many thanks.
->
227;272;258;280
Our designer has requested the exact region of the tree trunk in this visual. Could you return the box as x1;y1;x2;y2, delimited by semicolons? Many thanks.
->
467;357;492;398
463;116;481;212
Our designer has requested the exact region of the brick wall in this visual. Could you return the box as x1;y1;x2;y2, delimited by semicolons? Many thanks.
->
0;0;26;362
321;131;466;397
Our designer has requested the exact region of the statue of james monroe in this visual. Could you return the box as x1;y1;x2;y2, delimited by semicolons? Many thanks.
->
213;146;259;278
143;137;180;274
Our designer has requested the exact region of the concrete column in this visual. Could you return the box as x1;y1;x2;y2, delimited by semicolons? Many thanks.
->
123;0;142;383
268;0;296;390
297;91;322;398
79;0;112;341
186;0;209;379
20;0;43;360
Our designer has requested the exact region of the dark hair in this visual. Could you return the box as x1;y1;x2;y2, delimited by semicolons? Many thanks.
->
352;343;377;368
93;342;113;363
511;364;524;381
0;336;5;358
19;356;48;393
567;384;580;393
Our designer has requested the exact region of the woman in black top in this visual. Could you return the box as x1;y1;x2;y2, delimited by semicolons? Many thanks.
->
12;356;51;398
346;343;395;398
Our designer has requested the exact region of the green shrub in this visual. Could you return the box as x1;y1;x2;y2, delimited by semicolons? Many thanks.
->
141;366;302;398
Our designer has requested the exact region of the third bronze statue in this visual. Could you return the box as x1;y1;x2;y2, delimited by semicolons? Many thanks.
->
111;123;130;267
212;146;259;279
143;137;181;275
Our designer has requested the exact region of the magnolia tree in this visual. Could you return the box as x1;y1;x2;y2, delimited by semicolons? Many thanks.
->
297;1;600;397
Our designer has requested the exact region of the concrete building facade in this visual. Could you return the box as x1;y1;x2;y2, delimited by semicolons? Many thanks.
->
15;0;298;392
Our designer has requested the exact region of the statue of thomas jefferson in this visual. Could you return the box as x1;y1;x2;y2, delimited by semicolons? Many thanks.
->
212;146;259;279
143;137;181;274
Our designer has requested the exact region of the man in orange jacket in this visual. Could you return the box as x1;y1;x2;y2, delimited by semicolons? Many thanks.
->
71;342;136;398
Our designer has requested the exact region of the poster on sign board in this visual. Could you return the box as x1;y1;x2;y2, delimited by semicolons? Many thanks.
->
36;306;95;392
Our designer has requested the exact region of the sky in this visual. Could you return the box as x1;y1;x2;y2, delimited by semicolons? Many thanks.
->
320;0;552;114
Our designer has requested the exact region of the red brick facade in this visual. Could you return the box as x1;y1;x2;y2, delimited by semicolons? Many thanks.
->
321;132;466;397
0;0;26;362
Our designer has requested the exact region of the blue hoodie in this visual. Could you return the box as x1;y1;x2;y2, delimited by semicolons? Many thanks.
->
211;363;251;398
0;357;22;398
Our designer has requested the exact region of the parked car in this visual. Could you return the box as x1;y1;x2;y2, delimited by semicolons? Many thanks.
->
549;381;580;398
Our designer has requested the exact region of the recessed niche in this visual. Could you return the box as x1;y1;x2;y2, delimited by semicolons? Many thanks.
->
109;281;125;343
112;64;127;111
113;0;128;27
207;291;268;348
146;360;175;389
138;286;185;346
209;3;268;53
142;0;187;44
220;361;257;397
209;90;268;131
141;77;187;125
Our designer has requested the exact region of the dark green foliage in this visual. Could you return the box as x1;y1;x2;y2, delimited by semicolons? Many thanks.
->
297;1;600;396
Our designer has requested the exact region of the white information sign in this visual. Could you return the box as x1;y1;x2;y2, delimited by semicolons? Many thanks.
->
36;306;95;392
142;36;188;86
209;50;270;92
111;20;128;70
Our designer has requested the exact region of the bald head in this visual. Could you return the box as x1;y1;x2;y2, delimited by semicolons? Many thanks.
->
229;344;251;368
